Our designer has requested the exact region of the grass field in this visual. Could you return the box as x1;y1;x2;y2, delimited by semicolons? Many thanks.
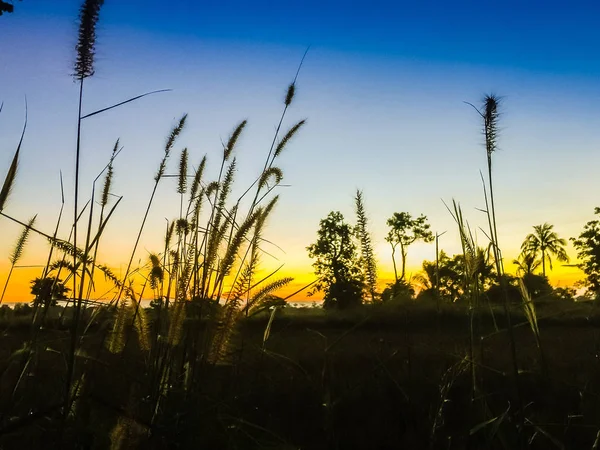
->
1;300;599;449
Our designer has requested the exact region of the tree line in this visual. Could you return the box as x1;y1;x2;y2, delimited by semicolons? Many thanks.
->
307;192;600;309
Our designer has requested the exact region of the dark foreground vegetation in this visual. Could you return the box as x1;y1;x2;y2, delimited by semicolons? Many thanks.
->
1;299;600;449
4;1;600;449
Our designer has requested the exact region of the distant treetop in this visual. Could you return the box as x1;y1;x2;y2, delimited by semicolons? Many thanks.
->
0;1;20;16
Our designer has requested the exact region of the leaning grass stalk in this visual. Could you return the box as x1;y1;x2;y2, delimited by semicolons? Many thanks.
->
31;174;66;331
116;115;187;304
199;128;239;298
0;215;36;304
0;102;27;215
242;50;308;215
86;141;120;299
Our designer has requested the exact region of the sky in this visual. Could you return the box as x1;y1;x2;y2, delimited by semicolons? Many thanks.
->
1;0;599;302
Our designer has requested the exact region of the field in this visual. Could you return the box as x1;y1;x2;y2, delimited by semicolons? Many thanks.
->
3;2;600;449
1;300;599;449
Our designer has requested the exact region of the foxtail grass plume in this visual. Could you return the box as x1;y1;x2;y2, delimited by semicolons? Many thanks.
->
155;114;187;182
285;82;295;106
73;0;105;80
205;181;219;199
165;221;175;248
258;167;283;191
483;94;500;159
274;119;306;159
189;155;207;201
9;215;36;264
0;104;27;213
0;215;37;304
101;140;119;207
0;148;19;213
177;148;188;194
224;120;247;161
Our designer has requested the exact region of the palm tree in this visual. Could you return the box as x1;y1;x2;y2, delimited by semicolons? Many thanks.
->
521;223;569;277
513;250;541;276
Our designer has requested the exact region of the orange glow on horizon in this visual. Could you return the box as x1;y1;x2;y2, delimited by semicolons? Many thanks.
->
1;256;585;304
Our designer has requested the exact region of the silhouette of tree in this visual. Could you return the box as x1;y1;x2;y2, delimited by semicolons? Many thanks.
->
513;250;541;276
521;273;553;299
414;250;462;302
571;208;600;297
385;212;433;282
30;276;70;308
307;211;364;309
472;246;496;291
521;223;569;277
381;279;415;303
354;190;378;301
0;1;19;16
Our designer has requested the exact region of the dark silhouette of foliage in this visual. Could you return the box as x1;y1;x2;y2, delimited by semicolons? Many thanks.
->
30;277;70;308
385;212;433;282
381;279;415;303
521;223;569;277
485;274;522;304
513;250;541;276
307;211;364;309
414;251;463;302
552;286;576;301
354;190;378;301
0;0;19;16
521;273;553;300
571;207;600;297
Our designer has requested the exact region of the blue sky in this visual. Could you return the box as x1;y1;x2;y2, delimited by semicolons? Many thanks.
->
1;0;599;300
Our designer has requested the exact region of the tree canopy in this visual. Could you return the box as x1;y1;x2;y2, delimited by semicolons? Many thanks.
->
385;212;433;282
521;223;569;277
0;1;19;16
307;211;364;309
571;208;600;297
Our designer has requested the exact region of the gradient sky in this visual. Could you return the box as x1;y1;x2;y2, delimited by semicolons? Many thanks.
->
1;0;599;301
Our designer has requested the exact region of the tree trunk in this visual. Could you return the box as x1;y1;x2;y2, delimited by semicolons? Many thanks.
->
541;248;546;277
390;243;398;282
400;243;407;281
